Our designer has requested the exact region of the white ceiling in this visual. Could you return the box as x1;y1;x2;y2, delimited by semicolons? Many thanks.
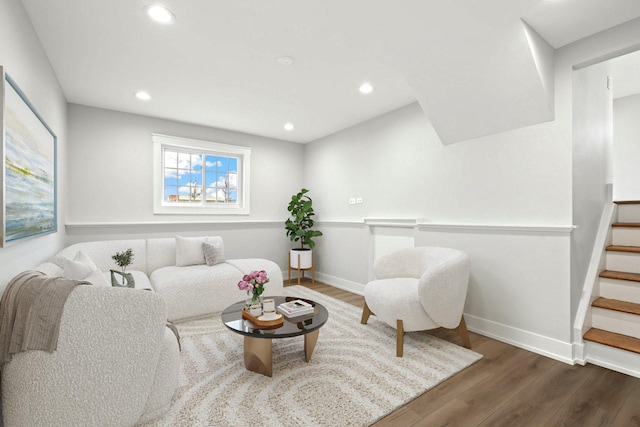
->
19;0;640;143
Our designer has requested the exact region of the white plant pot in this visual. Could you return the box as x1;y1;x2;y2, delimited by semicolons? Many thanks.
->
290;249;313;269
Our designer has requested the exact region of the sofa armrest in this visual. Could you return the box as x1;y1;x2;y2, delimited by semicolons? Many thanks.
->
2;286;168;427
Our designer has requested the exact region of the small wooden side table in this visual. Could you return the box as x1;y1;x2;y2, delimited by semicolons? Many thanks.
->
288;251;315;285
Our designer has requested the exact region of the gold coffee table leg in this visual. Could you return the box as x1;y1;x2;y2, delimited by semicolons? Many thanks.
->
244;336;272;377
304;329;320;362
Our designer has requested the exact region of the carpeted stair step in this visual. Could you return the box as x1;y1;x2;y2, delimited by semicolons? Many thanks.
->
584;328;640;354
591;297;640;315
599;270;640;283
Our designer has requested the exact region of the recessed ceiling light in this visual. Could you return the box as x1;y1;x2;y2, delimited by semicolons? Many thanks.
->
145;5;176;25
284;123;294;131
135;91;151;101
359;82;374;94
277;56;294;66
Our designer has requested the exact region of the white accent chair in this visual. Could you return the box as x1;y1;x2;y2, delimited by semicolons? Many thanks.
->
361;247;472;357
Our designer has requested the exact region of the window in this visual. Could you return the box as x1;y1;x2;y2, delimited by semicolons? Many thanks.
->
153;134;251;214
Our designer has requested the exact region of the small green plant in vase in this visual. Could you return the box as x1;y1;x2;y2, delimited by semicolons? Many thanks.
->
111;248;135;288
285;188;323;269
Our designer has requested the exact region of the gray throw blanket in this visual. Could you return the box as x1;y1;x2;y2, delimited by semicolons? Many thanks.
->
0;270;89;364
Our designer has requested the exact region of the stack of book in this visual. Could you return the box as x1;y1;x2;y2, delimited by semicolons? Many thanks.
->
277;299;314;318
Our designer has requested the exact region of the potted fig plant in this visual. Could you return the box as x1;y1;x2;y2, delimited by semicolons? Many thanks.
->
111;248;135;288
285;188;323;269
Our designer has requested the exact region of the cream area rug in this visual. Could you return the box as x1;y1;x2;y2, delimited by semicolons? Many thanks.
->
143;286;482;427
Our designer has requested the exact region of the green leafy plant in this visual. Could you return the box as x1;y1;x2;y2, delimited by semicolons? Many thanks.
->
112;248;134;275
285;188;323;249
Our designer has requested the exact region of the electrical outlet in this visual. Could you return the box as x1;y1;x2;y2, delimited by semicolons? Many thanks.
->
349;198;356;205
356;197;363;204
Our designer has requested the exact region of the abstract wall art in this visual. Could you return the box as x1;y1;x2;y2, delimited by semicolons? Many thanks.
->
1;67;57;246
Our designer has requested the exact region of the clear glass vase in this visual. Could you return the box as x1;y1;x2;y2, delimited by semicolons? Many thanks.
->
246;291;262;307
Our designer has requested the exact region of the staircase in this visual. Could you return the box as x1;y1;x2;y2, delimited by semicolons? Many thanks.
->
583;200;640;376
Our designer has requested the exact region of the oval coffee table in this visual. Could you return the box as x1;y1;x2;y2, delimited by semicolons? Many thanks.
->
221;296;329;377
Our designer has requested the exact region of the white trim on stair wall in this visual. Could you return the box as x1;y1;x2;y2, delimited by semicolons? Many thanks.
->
573;195;616;343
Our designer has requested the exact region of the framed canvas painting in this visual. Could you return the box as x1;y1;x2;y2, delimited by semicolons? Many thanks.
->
1;67;57;246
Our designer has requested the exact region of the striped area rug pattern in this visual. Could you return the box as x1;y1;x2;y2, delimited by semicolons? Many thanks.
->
144;285;482;427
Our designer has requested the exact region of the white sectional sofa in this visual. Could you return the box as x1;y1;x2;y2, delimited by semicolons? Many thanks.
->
50;235;285;321
2;283;180;427
1;235;284;426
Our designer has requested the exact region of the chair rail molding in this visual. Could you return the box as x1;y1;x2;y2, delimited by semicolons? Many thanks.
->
364;218;422;228
417;223;577;235
66;220;283;228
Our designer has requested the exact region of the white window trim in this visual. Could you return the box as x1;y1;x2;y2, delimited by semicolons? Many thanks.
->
152;133;251;215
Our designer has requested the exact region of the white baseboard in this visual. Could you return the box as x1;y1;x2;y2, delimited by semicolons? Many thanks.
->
282;270;365;295
298;271;581;365
464;314;575;364
315;272;365;295
572;341;587;365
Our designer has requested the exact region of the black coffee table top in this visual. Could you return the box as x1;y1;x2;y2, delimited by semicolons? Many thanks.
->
221;296;329;339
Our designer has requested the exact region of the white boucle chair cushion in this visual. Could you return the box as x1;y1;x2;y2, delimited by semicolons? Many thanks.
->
418;254;470;328
373;248;430;280
365;246;470;332
364;278;438;332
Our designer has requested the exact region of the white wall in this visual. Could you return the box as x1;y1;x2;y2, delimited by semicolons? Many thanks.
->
304;99;576;361
613;94;640;200
416;227;572;359
571;61;613;335
0;0;68;291
303;17;640;363
66;104;305;269
305;102;571;225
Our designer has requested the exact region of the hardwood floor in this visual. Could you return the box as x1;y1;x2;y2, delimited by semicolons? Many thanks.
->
290;280;640;427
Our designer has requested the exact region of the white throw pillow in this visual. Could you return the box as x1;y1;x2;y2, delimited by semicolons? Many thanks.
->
203;238;225;266
48;255;68;270
175;236;208;267
63;251;109;287
36;262;64;277
85;270;110;287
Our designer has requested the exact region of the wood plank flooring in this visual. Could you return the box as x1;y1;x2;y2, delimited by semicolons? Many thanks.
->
289;280;640;427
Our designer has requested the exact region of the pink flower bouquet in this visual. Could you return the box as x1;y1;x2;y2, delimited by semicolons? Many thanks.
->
237;270;269;305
